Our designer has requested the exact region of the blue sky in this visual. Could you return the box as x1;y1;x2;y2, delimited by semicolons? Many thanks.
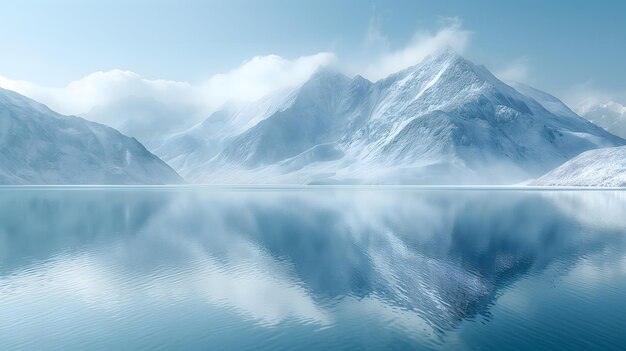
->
0;0;624;111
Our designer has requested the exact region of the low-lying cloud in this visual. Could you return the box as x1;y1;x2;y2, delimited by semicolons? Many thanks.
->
493;57;532;83
0;20;471;141
0;53;335;117
359;18;471;81
202;53;337;106
0;53;335;142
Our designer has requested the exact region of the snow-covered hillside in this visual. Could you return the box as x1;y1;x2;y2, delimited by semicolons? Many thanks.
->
532;146;626;187
155;50;625;184
0;88;183;184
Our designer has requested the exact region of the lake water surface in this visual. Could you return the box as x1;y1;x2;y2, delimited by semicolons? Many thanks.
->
1;187;625;350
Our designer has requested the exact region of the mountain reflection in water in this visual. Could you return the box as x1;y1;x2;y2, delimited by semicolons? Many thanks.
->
1;188;625;350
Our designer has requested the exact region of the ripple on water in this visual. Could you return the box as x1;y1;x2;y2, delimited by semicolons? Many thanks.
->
0;189;625;350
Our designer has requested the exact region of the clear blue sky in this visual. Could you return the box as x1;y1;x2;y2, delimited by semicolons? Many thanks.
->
1;0;624;96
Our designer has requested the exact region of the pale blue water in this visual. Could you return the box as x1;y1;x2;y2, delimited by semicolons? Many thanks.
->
1;188;625;350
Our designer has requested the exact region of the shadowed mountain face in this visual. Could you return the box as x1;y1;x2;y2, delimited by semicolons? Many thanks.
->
157;50;624;184
0;88;183;184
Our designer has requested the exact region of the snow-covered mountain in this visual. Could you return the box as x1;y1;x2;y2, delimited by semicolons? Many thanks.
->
0;88;183;184
156;50;625;184
578;101;626;139
532;146;626;187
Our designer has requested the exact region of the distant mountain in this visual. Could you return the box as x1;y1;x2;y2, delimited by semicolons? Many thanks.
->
0;88;183;184
578;101;626;139
532;146;626;187
155;50;625;184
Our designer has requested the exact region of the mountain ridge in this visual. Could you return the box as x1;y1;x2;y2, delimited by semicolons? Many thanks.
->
0;87;184;184
137;50;626;184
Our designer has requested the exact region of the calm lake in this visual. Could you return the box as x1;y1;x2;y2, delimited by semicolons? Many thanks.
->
1;187;625;350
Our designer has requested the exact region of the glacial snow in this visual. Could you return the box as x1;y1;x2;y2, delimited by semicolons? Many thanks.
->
154;49;625;185
0;88;183;185
532;146;626;187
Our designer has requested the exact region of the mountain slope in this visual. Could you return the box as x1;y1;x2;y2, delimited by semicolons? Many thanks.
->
346;52;620;171
0;88;183;184
532;146;626;187
156;50;625;184
154;88;298;176
218;71;372;167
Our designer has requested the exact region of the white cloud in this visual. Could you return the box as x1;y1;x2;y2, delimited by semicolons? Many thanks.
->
0;69;199;127
561;82;626;115
2;70;195;116
0;18;477;142
0;53;336;117
202;53;336;106
0;53;335;142
0;18;470;138
358;17;471;81
493;57;532;83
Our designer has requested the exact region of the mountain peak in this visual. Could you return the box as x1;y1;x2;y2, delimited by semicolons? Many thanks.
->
406;47;468;74
381;48;472;85
156;47;624;185
425;47;465;63
307;66;349;82
298;67;353;97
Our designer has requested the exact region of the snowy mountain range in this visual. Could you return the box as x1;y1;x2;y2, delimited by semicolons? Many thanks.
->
154;50;625;184
533;145;626;187
0;88;183;184
1;50;624;185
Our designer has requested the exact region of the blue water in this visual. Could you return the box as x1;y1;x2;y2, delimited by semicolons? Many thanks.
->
1;188;625;350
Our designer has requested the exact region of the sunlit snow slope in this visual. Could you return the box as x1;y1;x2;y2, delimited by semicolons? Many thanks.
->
532;146;626;187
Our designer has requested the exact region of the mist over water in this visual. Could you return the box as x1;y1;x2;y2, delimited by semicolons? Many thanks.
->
1;188;625;350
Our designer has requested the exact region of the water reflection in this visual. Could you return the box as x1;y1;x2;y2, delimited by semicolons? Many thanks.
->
1;189;625;350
